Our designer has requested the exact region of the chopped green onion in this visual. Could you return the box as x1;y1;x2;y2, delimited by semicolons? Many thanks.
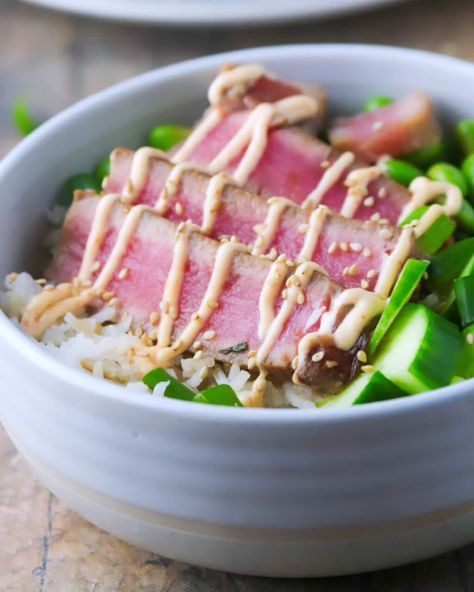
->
149;125;191;151
457;199;474;234
321;371;407;408
385;159;423;187
57;173;100;207
369;259;429;356
400;206;455;254
458;326;474;378
427;238;474;295
454;276;474;328
427;163;469;197
461;154;474;205
95;157;110;186
195;384;243;407
11;96;38;137
219;342;248;355
143;368;195;401
363;96;393;113
456;120;474;155
405;141;449;168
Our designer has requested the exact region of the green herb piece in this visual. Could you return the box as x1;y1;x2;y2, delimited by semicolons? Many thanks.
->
457;199;474;234
56;173;100;207
219;342;248;355
143;368;195;401
363;96;393;113
461;154;474;204
427;238;474;295
456;120;474;155
12;96;38;136
321;371;407;408
405;141;449;168
195;384;243;407
427;162;469;197
149;125;191;151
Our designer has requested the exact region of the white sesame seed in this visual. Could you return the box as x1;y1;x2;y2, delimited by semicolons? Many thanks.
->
194;350;204;360
102;291;114;301
370;212;381;222
328;241;337;254
467;333;473;345
360;279;369;289
350;242;363;252
379;228;393;240
361;364;375;374
379;218;390;225
321;160;330;168
357;350;368;363
373;121;384;130
297;291;305;305
363;196;375;207
340;241;349;252
118;267;129;280
203;330;216;341
378;187;387;199
312;351;325;363
291;356;299;370
363;247;372;258
149;311;160;325
91;260;101;272
325;360;338;368
367;269;376;279
192;340;202;350
298;223;309;234
348;264;359;276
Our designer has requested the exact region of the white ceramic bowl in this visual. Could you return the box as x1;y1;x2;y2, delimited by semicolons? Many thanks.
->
0;45;474;578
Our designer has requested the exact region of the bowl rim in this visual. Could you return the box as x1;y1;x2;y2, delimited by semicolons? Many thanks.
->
0;42;473;422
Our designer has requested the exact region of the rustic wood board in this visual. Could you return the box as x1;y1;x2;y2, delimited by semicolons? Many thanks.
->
1;0;474;588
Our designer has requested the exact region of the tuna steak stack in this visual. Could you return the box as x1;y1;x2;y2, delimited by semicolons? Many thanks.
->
17;63;464;407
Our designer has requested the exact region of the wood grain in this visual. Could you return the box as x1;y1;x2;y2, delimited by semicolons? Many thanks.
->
1;0;474;588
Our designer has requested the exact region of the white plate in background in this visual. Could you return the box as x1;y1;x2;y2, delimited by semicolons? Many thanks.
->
21;0;407;26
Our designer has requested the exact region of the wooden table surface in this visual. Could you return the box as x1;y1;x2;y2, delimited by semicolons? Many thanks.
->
1;0;474;589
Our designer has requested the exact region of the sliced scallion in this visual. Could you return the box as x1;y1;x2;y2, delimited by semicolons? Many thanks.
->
143;368;195;401
11;96;38;136
454;275;474;328
400;206;455;254
195;384;243;407
427;238;474;295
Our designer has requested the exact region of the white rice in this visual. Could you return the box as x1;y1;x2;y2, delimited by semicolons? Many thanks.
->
0;273;324;408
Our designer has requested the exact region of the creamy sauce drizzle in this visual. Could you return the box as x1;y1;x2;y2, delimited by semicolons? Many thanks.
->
208;64;266;106
201;172;233;234
252;197;293;256
340;166;382;218
374;227;414;297
298;206;329;262
257;256;290;339
399;177;463;237
302;152;355;210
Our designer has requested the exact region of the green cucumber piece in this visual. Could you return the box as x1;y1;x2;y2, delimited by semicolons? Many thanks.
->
149;125;190;151
455;276;474;328
427;238;474;295
369;259;428;356
374;304;462;393
457;199;474;234
405;141;449;168
322;371;407;408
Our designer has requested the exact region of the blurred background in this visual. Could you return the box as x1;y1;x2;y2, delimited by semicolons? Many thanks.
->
2;0;474;590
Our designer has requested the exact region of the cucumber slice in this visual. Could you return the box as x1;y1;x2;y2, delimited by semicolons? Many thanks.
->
369;259;429;357
455;276;474;328
322;371;407;408
374;304;462;393
400;206;455;255
427;238;474;295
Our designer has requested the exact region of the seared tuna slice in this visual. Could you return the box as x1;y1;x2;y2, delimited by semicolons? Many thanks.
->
105;149;417;295
33;195;386;397
328;93;442;162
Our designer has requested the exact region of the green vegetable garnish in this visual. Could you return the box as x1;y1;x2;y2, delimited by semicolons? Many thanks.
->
427;162;469;197
405;141;449;168
461;154;474;204
95;157;110;186
363;96;393;113
195;384;243;407
400;206;455;255
456;120;474;155
385;159;423;188
219;342;248;355
149;125;191;151
454;275;474;329
427;238;474;295
143;368;195;401
143;368;242;406
369;259;429;356
457;199;474;233
11;96;38;137
57;173;100;207
321;371;407;408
